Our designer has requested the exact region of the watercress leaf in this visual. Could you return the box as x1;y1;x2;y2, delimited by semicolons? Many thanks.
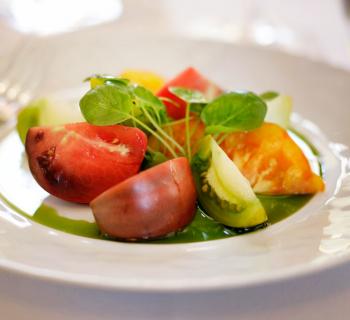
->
85;74;130;85
133;85;164;109
85;74;130;89
201;92;267;134
169;87;208;104
260;91;279;101
133;85;168;125
159;96;180;107
79;84;133;125
84;74;114;82
105;78;130;87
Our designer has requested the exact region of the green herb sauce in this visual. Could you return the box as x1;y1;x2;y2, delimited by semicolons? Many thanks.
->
33;204;101;239
28;195;311;243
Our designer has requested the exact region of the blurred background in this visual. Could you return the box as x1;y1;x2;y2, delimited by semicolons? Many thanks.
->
0;0;349;66
0;0;349;120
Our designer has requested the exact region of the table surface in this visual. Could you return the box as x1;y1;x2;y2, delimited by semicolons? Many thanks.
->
1;0;350;319
1;261;350;320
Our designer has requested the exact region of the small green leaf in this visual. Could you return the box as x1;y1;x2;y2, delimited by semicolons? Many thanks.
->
169;87;208;104
86;74;130;89
79;84;133;125
84;74;113;82
260;91;279;101
133;85;168;125
85;74;130;85
105;78;130;87
134;85;163;107
201;92;267;134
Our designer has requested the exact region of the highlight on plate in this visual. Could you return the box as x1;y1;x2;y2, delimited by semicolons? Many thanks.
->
16;67;325;243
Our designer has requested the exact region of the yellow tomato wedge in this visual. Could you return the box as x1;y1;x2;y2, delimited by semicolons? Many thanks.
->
220;123;325;195
120;70;165;93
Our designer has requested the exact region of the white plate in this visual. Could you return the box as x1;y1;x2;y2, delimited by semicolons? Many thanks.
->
0;37;349;292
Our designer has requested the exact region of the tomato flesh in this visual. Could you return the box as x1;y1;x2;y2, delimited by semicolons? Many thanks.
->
25;123;147;203
157;67;222;119
90;157;197;240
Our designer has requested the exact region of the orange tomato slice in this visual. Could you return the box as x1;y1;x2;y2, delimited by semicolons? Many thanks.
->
220;123;324;194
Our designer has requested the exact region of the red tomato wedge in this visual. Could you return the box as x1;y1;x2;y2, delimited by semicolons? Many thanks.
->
90;157;197;240
25;123;147;203
157;67;222;119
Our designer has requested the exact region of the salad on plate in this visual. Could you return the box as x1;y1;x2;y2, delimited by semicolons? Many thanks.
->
16;67;325;243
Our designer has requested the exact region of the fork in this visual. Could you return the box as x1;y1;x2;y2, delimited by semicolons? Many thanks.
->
0;37;47;124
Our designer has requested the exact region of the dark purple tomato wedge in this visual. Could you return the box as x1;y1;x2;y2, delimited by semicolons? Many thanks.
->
90;157;197;240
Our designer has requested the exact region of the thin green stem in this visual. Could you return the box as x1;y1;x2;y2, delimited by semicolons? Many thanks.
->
147;145;156;152
216;133;229;145
185;103;191;161
190;117;201;136
162;116;194;128
139;104;185;155
159;96;180;108
131;102;136;128
129;115;178;158
168;124;175;152
213;133;220;140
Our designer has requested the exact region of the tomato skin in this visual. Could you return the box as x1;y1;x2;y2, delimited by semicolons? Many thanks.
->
157;67;222;119
25;123;147;204
90;157;197;240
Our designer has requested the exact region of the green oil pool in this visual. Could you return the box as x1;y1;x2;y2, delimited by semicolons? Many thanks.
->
27;195;311;243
